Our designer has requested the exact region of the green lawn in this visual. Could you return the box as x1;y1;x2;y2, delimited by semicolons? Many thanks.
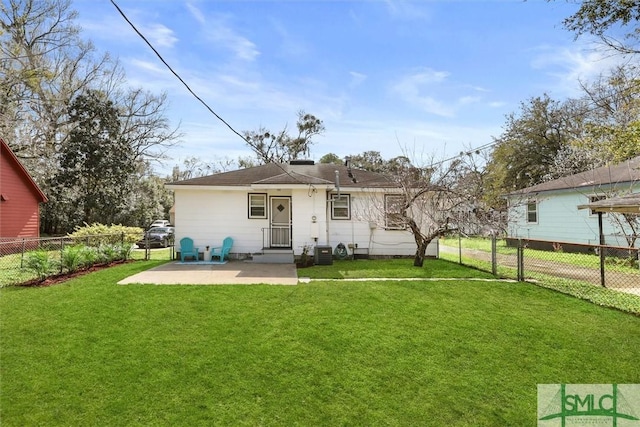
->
1;260;639;426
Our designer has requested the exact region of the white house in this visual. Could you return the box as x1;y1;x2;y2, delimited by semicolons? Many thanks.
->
505;157;640;248
166;160;438;262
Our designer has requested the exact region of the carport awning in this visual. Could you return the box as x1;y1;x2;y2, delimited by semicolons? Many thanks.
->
578;193;640;214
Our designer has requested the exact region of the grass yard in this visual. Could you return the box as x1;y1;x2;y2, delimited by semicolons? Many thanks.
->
1;260;639;426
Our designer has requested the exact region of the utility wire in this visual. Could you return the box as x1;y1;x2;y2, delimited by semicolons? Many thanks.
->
109;0;248;145
110;0;639;178
110;0;319;187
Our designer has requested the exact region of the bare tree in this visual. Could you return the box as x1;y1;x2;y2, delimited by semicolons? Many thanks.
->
242;110;324;165
359;153;472;267
115;88;182;163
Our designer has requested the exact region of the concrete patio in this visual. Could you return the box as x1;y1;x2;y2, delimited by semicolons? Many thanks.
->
118;260;299;285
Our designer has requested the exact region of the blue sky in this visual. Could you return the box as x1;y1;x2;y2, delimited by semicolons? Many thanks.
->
73;0;622;173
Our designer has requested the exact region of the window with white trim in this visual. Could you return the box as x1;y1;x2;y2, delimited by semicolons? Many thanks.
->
385;194;406;229
248;193;267;219
331;194;350;219
526;200;537;223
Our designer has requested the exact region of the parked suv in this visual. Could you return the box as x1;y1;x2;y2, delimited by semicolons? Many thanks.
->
137;226;175;248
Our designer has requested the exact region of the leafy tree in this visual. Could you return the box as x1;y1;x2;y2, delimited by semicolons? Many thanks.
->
318;153;343;165
484;94;582;207
119;161;173;228
346;151;387;172
576;65;640;162
53;90;135;227
1;0;180;233
241;110;324;165
560;0;640;54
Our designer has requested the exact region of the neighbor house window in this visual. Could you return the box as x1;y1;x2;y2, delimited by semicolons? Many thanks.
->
385;194;406;229
331;194;351;220
248;193;267;219
589;195;606;216
526;200;537;223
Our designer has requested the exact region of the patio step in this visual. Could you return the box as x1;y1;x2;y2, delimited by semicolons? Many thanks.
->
251;249;294;264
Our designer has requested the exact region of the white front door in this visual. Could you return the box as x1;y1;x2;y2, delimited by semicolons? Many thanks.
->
270;197;291;248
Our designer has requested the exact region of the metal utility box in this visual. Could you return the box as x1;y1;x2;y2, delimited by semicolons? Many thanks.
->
314;245;333;265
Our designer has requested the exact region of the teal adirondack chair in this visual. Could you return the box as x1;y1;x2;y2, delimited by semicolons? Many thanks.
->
180;237;199;262
211;237;233;262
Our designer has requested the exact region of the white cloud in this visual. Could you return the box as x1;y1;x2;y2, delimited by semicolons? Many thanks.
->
349;71;367;88
144;23;178;48
186;2;206;25
530;42;626;96
391;68;454;117
383;0;432;21
187;9;260;62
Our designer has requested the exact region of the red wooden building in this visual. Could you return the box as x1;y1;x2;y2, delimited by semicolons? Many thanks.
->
0;138;48;239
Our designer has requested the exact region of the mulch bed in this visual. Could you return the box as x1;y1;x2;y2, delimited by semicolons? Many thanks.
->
19;260;132;287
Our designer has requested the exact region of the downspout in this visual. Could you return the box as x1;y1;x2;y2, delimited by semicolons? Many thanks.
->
326;190;331;246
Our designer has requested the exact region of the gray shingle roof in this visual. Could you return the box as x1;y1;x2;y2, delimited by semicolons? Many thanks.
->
168;162;397;188
508;156;640;196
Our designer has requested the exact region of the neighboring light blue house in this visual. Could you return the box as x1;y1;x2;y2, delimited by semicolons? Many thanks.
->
505;157;640;248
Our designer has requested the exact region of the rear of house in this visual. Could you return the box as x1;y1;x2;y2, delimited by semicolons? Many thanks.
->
166;161;438;261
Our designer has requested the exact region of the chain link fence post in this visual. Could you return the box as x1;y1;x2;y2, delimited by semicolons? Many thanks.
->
60;236;64;274
517;239;524;281
491;234;497;276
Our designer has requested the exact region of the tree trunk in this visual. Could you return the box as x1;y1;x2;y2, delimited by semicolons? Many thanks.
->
408;218;445;267
413;241;428;267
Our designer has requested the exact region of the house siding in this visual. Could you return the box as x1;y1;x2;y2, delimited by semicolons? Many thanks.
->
172;186;435;258
0;145;43;238
507;186;640;246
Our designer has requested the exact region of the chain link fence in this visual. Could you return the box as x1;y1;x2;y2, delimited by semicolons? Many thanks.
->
0;234;174;287
440;235;640;315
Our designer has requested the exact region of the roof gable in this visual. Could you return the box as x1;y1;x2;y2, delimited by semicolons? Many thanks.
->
0;138;48;203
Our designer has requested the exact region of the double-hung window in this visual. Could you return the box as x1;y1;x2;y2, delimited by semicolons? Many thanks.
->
526;200;537;223
331;194;350;220
248;193;267;219
385;194;406;229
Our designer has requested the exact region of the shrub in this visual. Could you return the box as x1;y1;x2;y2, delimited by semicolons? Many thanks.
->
61;245;86;273
26;249;56;280
117;243;133;260
99;244;121;263
67;223;144;246
80;246;100;267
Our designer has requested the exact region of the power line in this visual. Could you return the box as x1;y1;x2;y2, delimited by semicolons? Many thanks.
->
110;0;318;187
110;0;638;178
109;0;248;145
